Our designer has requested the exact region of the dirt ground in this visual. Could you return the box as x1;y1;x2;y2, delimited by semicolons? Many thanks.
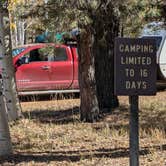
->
0;91;166;166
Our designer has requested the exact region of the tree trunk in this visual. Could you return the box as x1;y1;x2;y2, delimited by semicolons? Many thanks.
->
93;3;119;112
0;80;13;156
9;13;18;48
0;7;12;156
10;13;26;47
17;20;25;46
0;5;22;121
77;27;100;122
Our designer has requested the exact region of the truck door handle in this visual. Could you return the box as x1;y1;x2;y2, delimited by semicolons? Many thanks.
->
41;66;50;70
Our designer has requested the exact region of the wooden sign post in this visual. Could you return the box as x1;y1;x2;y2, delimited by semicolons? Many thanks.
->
114;38;157;166
129;95;139;165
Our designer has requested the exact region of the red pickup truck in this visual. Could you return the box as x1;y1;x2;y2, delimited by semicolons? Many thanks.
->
12;43;79;95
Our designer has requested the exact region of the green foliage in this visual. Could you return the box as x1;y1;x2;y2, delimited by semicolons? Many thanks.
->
120;0;164;37
9;0;166;41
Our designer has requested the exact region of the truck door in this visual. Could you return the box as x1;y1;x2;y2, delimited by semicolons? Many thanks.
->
49;45;74;89
15;47;51;91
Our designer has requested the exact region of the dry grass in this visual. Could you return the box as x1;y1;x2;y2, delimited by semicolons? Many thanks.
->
0;91;166;166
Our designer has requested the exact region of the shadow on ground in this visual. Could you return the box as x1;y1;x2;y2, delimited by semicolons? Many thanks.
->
23;107;80;124
23;102;166;131
0;144;166;164
22;103;129;125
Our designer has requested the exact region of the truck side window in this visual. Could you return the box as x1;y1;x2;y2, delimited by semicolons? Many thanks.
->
29;49;42;62
20;48;47;63
20;46;68;63
37;46;67;61
54;48;68;61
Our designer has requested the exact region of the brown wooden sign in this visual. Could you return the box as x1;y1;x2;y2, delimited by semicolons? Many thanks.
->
114;37;157;95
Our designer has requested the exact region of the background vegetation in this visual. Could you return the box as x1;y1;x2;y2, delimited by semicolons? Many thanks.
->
9;0;165;46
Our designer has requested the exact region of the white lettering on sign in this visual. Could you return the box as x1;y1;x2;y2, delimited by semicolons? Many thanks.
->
114;38;156;95
125;68;135;77
119;44;154;53
121;56;152;65
140;69;148;77
125;81;147;89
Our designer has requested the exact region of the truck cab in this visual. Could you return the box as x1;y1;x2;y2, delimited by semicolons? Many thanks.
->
12;43;79;95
